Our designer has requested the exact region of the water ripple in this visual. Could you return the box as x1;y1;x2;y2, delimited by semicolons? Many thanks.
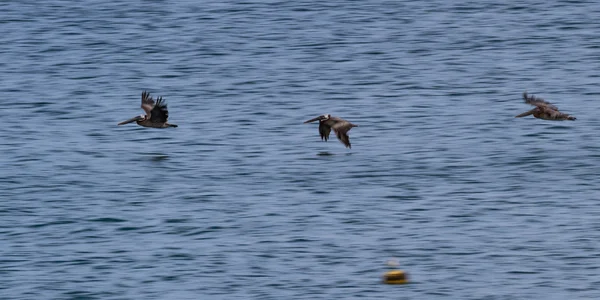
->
1;1;600;299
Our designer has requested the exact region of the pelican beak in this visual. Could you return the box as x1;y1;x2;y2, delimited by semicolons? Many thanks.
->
304;116;322;123
118;115;144;125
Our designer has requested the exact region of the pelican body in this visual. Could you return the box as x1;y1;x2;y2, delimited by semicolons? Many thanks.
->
118;91;178;128
516;92;576;121
304;114;358;148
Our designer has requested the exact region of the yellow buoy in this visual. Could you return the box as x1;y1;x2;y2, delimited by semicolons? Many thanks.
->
383;270;408;284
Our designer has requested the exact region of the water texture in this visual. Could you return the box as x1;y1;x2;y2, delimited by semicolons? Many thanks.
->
1;1;600;299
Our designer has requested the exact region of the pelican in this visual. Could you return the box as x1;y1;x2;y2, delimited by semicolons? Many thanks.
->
304;114;358;148
516;92;576;121
118;91;178;128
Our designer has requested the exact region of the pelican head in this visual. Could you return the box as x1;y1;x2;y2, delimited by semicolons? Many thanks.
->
304;114;331;123
118;114;145;125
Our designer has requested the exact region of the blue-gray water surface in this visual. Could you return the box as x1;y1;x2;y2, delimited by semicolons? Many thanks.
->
2;1;600;299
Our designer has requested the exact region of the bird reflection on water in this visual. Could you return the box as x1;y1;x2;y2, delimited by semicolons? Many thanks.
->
317;151;334;156
149;155;169;162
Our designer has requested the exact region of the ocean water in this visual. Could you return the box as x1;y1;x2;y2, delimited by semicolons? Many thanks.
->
2;1;600;299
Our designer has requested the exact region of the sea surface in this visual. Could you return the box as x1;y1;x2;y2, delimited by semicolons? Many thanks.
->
2;1;600;299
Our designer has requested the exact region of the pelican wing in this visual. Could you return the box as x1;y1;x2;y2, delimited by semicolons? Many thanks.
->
541;106;567;120
149;96;169;123
141;91;155;116
523;92;558;110
331;119;355;148
319;122;331;141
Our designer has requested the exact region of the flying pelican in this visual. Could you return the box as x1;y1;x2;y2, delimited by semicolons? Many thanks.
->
118;91;178;128
516;92;576;121
304;114;358;148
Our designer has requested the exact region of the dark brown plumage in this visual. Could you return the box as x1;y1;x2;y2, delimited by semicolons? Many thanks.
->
118;91;178;128
516;92;576;121
304;114;358;148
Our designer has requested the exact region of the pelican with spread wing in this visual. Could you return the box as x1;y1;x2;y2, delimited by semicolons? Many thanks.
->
516;92;576;121
304;114;358;148
118;91;178;128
